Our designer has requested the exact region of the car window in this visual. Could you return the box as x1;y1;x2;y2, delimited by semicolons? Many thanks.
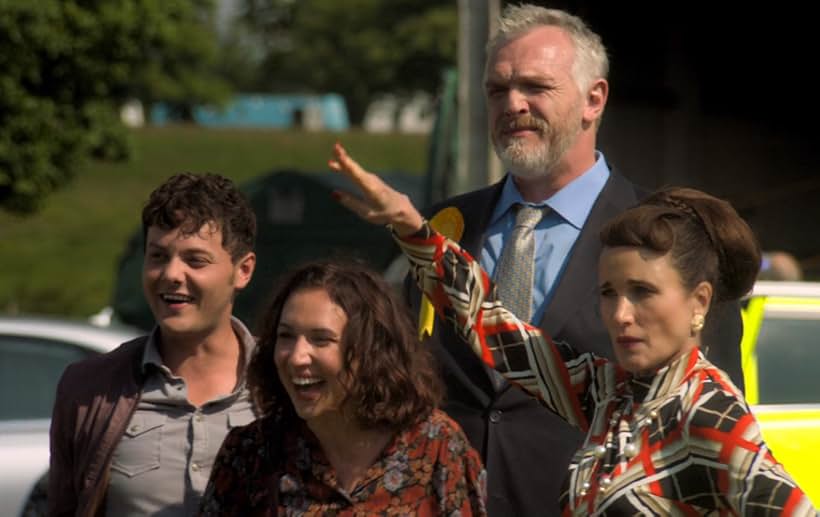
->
755;317;820;405
0;335;95;420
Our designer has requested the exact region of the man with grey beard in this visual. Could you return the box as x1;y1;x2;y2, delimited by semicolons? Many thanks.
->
405;4;745;515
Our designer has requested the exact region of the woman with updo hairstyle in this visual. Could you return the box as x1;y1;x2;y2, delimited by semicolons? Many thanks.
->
199;261;487;516
329;143;815;515
601;187;761;305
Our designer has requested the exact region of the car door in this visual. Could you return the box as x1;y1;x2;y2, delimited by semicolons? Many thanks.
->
742;288;820;506
0;333;98;517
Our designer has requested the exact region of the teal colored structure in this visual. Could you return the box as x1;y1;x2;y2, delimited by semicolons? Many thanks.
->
150;94;350;131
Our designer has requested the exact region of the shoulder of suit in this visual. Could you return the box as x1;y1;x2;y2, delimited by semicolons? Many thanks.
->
591;171;647;214
605;169;647;201
427;181;503;217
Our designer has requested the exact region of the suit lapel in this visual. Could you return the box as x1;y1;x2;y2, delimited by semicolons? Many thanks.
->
448;180;505;257
539;173;640;337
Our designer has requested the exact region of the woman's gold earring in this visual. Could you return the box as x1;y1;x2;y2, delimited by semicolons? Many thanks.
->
691;313;705;335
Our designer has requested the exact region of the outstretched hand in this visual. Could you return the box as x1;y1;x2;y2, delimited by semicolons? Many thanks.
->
328;142;425;237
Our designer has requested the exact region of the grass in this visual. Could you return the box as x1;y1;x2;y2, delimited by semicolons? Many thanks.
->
0;126;429;318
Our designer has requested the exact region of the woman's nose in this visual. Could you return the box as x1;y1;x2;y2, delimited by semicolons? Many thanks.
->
288;336;312;366
613;297;635;325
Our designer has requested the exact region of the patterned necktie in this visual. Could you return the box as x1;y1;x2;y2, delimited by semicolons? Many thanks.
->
494;204;547;322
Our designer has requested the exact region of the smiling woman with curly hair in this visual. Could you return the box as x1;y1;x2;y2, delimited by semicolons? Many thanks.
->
199;260;487;516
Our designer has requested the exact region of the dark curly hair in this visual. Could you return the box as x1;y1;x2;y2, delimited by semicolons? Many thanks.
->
141;173;256;262
248;260;443;430
600;187;761;303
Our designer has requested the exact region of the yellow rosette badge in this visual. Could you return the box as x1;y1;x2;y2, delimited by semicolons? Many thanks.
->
419;206;464;339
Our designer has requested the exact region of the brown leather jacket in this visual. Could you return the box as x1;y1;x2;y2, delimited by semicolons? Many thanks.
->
48;337;148;517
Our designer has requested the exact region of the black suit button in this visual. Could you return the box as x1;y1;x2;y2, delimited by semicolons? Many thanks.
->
489;410;502;423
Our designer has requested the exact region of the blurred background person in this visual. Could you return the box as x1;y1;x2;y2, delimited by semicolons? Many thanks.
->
759;251;804;281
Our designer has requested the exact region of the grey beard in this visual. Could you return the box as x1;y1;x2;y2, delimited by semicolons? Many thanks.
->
494;138;558;181
493;121;581;181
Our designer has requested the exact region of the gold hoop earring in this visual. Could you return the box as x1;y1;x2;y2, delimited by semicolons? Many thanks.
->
691;313;705;335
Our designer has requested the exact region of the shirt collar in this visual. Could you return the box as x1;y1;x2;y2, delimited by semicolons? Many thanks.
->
627;346;704;403
141;315;256;374
489;151;611;229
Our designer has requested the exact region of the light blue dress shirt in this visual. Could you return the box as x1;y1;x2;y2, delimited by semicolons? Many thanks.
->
480;152;611;324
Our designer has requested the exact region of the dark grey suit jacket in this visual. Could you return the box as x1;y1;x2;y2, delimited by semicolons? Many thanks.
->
406;171;744;516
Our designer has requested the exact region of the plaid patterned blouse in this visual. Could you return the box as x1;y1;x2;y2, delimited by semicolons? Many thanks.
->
397;224;815;516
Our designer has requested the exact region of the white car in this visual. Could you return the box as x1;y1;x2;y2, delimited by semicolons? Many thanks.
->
0;316;140;517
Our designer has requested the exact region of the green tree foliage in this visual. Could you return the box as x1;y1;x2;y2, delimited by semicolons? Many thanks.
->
233;0;457;123
0;0;230;213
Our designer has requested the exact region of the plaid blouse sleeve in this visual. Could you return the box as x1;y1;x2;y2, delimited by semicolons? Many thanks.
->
684;373;815;515
396;223;612;430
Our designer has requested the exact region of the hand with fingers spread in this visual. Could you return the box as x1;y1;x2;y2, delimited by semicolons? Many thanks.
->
328;142;425;237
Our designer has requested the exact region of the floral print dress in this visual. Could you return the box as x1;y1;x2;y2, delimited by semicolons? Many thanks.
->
198;409;487;516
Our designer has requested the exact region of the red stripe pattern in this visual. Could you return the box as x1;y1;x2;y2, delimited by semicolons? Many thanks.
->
398;224;815;516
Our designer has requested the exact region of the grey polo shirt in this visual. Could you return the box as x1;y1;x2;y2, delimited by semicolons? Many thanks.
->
105;317;258;516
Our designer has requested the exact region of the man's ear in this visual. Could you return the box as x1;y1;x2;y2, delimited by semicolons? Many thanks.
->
234;252;256;290
582;78;608;126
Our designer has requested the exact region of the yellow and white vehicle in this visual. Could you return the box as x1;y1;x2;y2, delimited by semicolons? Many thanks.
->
742;281;820;506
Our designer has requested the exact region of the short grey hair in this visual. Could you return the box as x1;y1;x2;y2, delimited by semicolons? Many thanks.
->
486;3;609;94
